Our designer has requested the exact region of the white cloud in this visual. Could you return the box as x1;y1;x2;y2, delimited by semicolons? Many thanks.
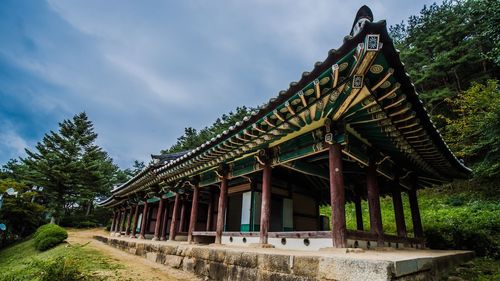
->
0;123;29;158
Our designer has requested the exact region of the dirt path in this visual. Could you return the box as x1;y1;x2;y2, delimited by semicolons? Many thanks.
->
66;228;202;281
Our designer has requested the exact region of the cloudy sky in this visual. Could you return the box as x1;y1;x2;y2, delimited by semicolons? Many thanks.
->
0;0;435;168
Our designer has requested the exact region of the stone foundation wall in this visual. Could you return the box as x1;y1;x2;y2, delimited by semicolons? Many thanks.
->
94;235;473;281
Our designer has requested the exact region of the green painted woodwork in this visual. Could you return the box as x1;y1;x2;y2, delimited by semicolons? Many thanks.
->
240;224;251;232
146;197;160;203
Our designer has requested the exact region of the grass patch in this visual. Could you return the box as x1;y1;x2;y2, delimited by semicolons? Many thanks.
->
449;257;500;281
0;236;122;281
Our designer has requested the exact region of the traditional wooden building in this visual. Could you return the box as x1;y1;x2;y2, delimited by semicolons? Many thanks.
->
100;6;470;251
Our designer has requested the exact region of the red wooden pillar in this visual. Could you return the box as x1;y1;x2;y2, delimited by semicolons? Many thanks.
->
259;162;272;244
125;207;134;235
160;201;170;240
206;190;213;231
138;201;149;239
178;198;186;233
354;195;364;231
153;198;166;241
329;142;347;248
115;209;122;235
119;209;126;234
367;160;384;246
215;172;228;244
392;187;407;238
111;210;118;233
408;188;423;238
188;184;200;243
169;194;181;241
131;204;140;238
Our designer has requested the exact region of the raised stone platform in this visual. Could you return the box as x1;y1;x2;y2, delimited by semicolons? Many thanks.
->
94;235;474;281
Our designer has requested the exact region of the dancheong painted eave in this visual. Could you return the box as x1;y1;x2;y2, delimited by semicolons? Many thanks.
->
98;12;470;208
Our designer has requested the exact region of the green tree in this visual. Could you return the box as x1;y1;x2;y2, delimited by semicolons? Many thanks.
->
0;179;45;247
162;106;256;153
441;80;500;180
390;0;499;125
22;112;118;223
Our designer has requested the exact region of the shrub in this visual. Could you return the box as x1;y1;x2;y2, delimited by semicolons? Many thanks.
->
37;237;64;252
33;224;68;251
30;256;85;281
77;221;98;228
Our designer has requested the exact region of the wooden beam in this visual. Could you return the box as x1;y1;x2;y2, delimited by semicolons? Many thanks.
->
206;190;213;231
367;160;384;246
178;198;186;233
169;194;180;241
130;204;140;238
110;210;118;233
138;201;148;239
259;161;272;244
329;142;347;248
408;188;423;238
215;172;228;244
125;207;134;236
152;198;165;240
160;201;170;240
392;186;407;239
354;195;364;231
188;184;200;243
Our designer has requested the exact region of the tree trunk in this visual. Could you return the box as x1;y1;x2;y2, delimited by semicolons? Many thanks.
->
453;68;462;92
86;200;93;216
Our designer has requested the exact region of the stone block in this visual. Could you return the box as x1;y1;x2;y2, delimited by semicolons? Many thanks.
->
159;244;177;255
209;262;227;280
318;257;392;281
135;244;145;257
163;255;183;268
293;256;319;278
146;252;158;263
224;250;242;265
258;253;292;274
183;257;196;272
209;248;226;263
193;258;209;277
191;246;210;260
238;252;258;268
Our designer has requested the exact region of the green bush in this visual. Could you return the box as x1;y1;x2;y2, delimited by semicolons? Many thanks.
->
76;221;98;228
33;224;68;251
30;256;85;281
36;237;64;252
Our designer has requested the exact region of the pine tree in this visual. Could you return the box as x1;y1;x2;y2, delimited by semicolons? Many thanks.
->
22;112;118;223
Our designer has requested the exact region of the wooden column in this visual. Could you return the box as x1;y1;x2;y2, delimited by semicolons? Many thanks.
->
215;172;228;244
111;210;118;233
138;201;149;239
117;210;123;234
259;162;272;244
392;187;407;238
169;193;181;241
354;195;364;231
115;210;121;233
206;190;213;231
329;142;347;248
367;160;384;246
131;204;140;238
178;198;186;233
188;184;200;243
153;198;165;241
160;201;170;240
408;188;423;238
125;207;134;235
